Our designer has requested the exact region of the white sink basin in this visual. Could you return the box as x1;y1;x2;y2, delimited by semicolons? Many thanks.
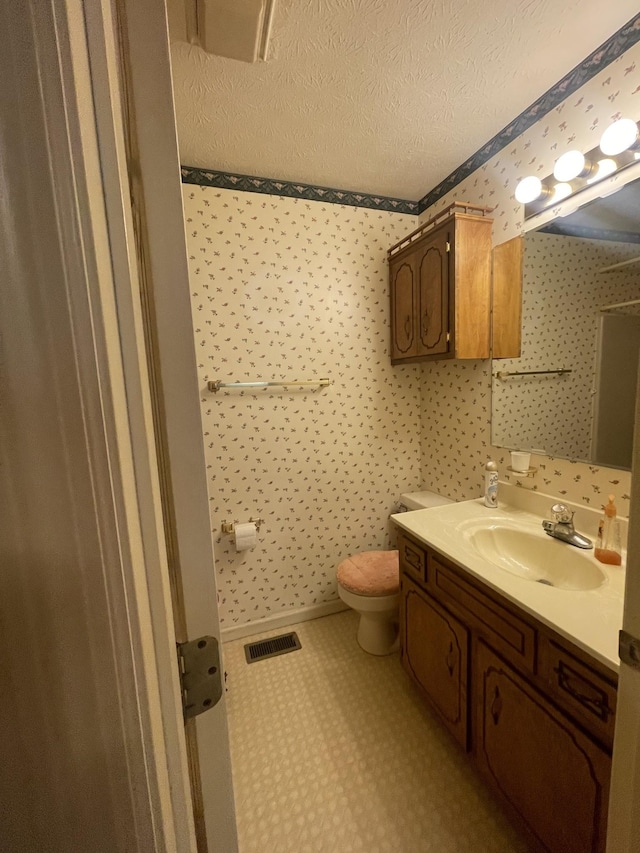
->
461;522;606;591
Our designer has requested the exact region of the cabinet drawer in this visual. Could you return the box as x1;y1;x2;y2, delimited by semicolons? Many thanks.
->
540;639;617;748
398;532;427;584
431;557;536;673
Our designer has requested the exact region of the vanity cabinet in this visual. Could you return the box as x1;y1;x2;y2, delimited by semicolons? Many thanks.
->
397;529;616;853
388;202;493;364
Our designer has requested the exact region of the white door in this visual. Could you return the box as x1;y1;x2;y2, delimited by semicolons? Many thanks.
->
0;1;237;851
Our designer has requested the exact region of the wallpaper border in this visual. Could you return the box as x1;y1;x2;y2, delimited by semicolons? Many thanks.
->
180;12;640;214
180;166;420;214
417;12;640;213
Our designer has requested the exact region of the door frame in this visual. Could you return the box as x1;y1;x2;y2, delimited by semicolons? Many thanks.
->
607;366;640;851
55;0;238;849
95;0;239;848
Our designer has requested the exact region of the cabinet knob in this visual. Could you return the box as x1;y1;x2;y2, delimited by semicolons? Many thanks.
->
490;685;503;724
422;310;429;337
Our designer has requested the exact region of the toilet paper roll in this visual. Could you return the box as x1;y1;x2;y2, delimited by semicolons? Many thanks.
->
234;522;257;552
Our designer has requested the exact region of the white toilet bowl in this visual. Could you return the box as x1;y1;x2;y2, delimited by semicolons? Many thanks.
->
337;582;400;656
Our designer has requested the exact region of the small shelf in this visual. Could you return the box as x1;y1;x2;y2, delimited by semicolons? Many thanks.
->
506;465;538;478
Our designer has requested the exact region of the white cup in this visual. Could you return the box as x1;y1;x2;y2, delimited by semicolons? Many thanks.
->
510;451;531;472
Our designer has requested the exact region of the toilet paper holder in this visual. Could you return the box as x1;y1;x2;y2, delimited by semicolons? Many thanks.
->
221;518;264;535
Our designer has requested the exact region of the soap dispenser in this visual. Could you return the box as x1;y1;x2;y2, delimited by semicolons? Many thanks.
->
483;461;498;508
594;495;622;566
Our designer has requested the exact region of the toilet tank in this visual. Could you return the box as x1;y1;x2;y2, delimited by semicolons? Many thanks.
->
398;490;453;512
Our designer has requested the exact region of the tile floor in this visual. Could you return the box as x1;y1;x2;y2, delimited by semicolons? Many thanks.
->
223;610;530;853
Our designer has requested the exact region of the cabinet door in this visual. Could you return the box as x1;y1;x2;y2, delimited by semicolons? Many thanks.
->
492;235;523;358
389;254;418;360
416;227;450;357
475;641;610;853
400;575;469;748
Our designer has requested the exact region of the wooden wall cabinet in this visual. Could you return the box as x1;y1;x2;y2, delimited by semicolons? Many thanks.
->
397;529;615;853
388;203;493;364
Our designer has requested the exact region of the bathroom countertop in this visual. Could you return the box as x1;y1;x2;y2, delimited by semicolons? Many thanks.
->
391;496;625;672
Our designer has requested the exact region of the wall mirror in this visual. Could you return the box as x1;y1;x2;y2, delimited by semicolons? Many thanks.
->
492;174;640;470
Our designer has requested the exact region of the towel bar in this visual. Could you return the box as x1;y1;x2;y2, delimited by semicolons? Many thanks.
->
208;378;331;392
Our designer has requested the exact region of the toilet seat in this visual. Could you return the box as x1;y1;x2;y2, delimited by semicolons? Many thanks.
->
336;550;399;596
336;550;399;655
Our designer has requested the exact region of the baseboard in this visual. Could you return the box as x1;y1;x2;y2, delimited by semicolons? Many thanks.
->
221;599;350;643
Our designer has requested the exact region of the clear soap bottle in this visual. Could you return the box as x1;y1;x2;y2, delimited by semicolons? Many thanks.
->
594;494;622;566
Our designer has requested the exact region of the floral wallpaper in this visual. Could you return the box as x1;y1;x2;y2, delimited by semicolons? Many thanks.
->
492;233;640;460
419;38;640;516
184;191;421;627
182;37;640;630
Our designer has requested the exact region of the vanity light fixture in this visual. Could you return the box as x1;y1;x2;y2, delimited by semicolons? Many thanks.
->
514;176;548;204
553;150;594;182
550;182;573;203
587;158;617;183
599;117;639;156
515;117;639;220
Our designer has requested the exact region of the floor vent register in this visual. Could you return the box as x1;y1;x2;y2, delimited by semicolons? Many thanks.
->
244;632;301;664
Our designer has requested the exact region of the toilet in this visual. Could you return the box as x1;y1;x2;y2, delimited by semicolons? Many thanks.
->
336;490;453;655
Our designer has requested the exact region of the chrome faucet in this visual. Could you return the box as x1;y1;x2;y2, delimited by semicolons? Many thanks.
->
542;504;593;549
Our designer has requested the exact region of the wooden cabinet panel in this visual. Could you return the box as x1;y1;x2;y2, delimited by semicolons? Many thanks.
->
401;575;469;749
492;235;523;358
390;257;417;360
417;231;449;355
397;530;427;584
539;637;617;749
431;556;537;673
388;203;492;364
452;216;493;359
396;533;616;852
475;641;610;853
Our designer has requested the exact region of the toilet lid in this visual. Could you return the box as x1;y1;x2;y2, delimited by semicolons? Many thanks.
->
337;550;399;596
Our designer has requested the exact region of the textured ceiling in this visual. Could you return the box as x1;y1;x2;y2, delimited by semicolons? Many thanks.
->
168;0;640;200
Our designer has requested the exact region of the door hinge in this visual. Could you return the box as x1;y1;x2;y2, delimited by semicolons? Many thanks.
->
177;636;223;719
619;630;640;671
446;331;451;342
446;241;451;252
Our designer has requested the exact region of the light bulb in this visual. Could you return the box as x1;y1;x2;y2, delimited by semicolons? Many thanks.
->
515;176;544;204
549;183;572;204
587;158;617;184
553;150;588;182
600;118;639;156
